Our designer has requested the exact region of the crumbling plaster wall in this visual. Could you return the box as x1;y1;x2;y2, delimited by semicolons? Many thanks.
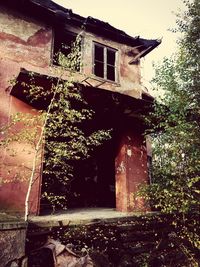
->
115;128;149;212
0;6;148;214
0;59;42;214
69;25;143;98
0;6;52;70
0;7;49;214
0;220;26;267
0;5;144;99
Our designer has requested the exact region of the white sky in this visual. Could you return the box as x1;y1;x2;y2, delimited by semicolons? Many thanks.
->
53;0;186;88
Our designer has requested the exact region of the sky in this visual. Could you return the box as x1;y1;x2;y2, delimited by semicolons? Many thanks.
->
53;0;187;89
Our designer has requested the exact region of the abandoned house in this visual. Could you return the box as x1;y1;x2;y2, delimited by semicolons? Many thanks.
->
0;0;160;215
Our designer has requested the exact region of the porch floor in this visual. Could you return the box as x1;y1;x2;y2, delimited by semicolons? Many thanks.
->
29;208;153;228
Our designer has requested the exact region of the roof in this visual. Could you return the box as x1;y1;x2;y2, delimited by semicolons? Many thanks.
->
0;0;161;57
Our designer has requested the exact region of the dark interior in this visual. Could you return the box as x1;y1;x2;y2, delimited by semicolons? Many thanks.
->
67;134;117;209
40;112;118;213
11;73;151;214
40;88;120;213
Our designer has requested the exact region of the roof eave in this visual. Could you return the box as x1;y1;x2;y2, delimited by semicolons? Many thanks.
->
0;0;161;54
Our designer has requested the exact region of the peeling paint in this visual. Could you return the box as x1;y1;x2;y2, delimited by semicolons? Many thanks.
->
0;9;43;41
127;149;132;157
0;7;52;68
116;161;126;174
0;5;150;215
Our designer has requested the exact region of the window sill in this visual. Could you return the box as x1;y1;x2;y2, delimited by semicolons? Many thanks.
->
48;66;120;87
90;75;120;87
50;63;82;75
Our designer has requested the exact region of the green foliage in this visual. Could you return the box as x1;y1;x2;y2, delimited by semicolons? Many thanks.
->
36;35;111;209
41;81;111;209
0;112;44;183
57;35;82;71
0;34;111;214
139;0;200;264
33;36;111;210
47;214;199;266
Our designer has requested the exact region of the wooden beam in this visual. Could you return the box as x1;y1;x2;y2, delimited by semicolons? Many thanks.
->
129;46;153;64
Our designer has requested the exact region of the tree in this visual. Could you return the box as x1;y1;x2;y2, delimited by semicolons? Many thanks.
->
0;34;111;220
139;0;200;264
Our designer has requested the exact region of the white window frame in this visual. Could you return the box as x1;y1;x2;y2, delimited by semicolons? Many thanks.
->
93;42;118;82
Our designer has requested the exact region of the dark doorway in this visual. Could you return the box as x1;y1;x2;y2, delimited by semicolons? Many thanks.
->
40;133;117;214
39;85;122;214
67;135;117;208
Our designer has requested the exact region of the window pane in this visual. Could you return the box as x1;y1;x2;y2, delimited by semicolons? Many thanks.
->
94;45;104;62
107;65;115;81
94;61;104;78
107;49;115;66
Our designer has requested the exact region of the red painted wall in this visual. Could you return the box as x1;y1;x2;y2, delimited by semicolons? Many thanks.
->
0;6;151;215
0;5;51;214
115;127;149;212
0;60;43;214
0;6;52;69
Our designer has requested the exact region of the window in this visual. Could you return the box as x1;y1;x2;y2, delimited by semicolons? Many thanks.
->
53;30;80;70
93;43;117;82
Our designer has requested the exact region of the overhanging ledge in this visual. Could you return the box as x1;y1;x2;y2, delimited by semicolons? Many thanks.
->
10;68;155;129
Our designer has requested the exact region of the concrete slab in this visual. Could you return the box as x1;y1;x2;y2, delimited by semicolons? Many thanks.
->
29;208;153;227
0;213;26;229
